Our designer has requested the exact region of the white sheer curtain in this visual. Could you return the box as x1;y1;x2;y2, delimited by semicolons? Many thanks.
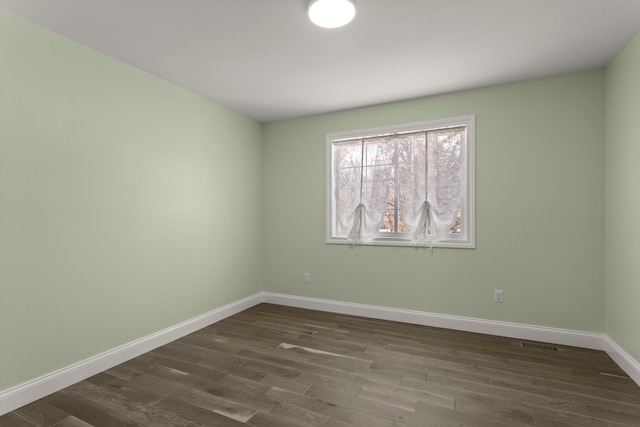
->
398;133;438;246
412;128;466;245
334;140;365;242
427;128;465;238
334;134;435;245
334;138;391;244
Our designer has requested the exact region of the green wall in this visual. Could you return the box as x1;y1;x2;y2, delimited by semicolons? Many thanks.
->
263;70;605;333
605;32;640;363
0;11;263;390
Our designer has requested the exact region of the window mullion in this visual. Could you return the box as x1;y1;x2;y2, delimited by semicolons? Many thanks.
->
394;148;400;234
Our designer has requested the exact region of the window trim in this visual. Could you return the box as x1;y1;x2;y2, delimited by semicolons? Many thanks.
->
325;115;476;248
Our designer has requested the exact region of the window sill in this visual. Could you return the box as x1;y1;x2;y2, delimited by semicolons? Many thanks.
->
326;237;475;249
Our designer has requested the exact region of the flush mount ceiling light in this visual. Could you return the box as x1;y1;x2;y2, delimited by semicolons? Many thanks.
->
307;0;357;29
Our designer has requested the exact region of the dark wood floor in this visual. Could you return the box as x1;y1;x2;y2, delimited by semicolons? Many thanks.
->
2;303;640;426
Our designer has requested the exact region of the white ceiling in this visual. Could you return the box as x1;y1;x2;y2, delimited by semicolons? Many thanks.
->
2;0;640;122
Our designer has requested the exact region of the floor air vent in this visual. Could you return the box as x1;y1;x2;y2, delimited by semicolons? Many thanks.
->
520;341;558;352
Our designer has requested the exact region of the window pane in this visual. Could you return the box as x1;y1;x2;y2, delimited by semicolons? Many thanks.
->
333;141;363;236
427;127;466;238
379;209;395;233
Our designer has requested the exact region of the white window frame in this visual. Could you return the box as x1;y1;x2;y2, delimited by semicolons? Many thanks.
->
326;115;475;248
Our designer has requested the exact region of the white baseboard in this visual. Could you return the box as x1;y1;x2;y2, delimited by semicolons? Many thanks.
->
262;292;605;350
3;291;639;416
0;293;264;416
604;336;640;386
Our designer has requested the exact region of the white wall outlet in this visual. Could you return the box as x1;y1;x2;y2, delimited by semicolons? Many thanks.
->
494;289;504;303
304;273;310;284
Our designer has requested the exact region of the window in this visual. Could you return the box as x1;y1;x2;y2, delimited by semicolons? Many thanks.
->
326;115;475;248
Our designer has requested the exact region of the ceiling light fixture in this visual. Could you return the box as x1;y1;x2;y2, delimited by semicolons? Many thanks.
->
307;0;357;29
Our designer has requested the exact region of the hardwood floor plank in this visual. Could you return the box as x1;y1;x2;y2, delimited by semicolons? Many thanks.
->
305;383;417;424
357;386;418;412
125;371;194;398
267;398;330;427
63;381;191;426
290;332;371;355
277;342;373;367
259;373;312;394
241;358;303;380
0;411;39;426
176;332;244;355
307;353;403;385
179;389;257;422
192;347;252;374
51;416;95;427
296;371;357;391
245;411;319;427
43;390;137;427
96;375;166;407
154;355;227;381
414;400;516;427
264;385;398;427
369;359;430;381
355;377;456;410
184;374;278;413
585;405;640;426
149;396;245;427
530;415;582;427
13;399;69;426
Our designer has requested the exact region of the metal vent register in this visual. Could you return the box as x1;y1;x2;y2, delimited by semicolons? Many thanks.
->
520;341;559;352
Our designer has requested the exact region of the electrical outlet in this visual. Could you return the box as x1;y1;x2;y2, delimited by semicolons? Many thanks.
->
494;289;504;303
304;273;310;284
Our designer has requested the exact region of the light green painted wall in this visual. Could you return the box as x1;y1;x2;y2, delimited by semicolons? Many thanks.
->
263;71;605;333
0;11;263;390
605;33;640;363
